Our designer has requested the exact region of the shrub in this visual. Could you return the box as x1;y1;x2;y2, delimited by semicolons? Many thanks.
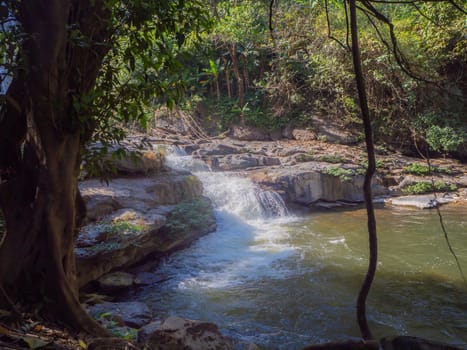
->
403;163;452;176
402;181;457;194
323;167;354;182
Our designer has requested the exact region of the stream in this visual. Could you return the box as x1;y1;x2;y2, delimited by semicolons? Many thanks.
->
133;147;467;349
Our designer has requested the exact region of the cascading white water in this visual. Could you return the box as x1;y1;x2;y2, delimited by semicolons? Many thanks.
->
165;145;289;220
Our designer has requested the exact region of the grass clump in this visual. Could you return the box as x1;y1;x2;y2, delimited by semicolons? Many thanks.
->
402;181;457;194
324;167;354;182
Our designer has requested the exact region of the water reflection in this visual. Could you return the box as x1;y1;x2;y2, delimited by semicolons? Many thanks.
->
129;206;466;349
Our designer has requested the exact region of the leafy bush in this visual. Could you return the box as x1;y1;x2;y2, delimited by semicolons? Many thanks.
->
413;112;467;156
426;125;465;155
402;181;457;194
324;167;354;182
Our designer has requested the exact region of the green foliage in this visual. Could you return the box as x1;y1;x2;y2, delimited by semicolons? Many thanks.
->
323;167;354;182
426;126;465;154
402;181;457;194
412;112;467;155
403;163;452;176
316;154;346;163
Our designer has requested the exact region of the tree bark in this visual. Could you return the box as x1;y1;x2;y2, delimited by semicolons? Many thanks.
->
349;0;378;341
228;43;245;123
0;0;110;336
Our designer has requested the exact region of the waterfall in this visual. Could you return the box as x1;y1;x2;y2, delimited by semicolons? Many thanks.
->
164;145;289;220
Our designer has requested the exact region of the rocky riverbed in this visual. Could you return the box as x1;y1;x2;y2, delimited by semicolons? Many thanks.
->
75;131;467;350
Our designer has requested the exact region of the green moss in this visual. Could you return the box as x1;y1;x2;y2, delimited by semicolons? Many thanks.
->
164;198;215;236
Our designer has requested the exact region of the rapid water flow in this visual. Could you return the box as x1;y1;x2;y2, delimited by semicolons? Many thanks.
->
135;146;467;349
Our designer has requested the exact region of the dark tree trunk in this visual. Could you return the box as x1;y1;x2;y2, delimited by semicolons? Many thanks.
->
223;57;233;98
349;0;378;341
0;0;111;335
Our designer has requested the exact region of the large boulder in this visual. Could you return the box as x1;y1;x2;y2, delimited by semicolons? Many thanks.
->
110;150;165;175
145;316;233;350
80;173;203;220
76;173;215;286
248;163;388;205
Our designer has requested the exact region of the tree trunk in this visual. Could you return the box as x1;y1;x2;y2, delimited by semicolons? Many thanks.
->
349;0;378;341
223;57;233;98
0;0;110;335
228;43;245;123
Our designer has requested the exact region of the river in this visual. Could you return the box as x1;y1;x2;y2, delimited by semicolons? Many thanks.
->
133;147;467;349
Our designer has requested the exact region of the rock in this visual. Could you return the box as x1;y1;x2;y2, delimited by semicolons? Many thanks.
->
88;337;136;350
248;164;388;205
88;301;152;328
291;128;317;141
97;271;134;292
230;125;270;141
218;154;259;171
134;272;169;286
145;316;233;350
387;194;457;209
380;335;464;350
310;115;359;145
193;143;241;156
80;173;204;213
137;320;162;344
111;150;165;175
269;129;283;141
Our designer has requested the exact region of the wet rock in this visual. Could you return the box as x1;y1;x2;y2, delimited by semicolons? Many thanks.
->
380;335;463;350
134;272;169;286
145;316;233;350
88;337;136;350
137;320;163;344
97;271;135;292
88;301;152;328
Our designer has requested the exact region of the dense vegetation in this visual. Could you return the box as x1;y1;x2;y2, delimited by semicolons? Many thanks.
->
154;0;466;158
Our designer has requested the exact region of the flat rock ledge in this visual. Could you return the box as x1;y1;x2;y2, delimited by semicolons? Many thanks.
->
76;171;216;287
